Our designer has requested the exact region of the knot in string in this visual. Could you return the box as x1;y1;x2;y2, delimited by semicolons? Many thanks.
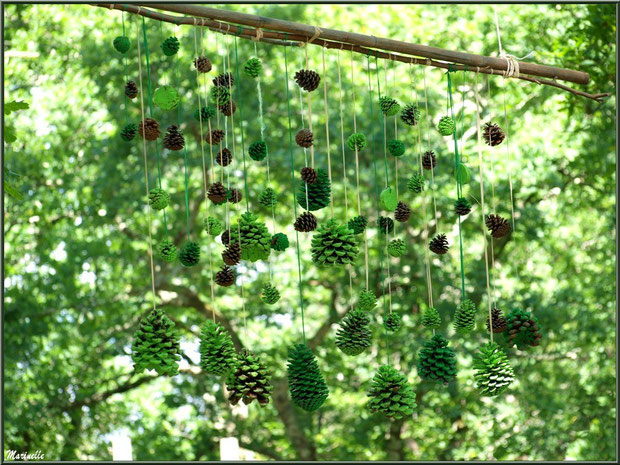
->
252;27;264;42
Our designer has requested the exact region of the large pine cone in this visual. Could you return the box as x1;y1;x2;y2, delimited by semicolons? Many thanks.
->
219;99;236;117
207;181;228;205
294;212;317;232
394;201;411;222
199;321;236;376
473;342;514;396
194;56;212;73
216;148;233;167
422;150;437;170
336;309;371;356
287;343;329;412
124;80;138;99
163;124;185;151
310;219;359;267
222;242;241;266
294;69;320;92
505;309;542;348
132;308;181;376
377;216;394;235
205;129;225;145
453;299;476;333
486;307;508;333
215;265;236;287
226;351;272;406
139;118;160;141
296;129;314;148
301;166;318;184
417;334;457;385
212;72;234;88
367;365;416;419
486;214;511;238
483;122;505;147
429;233;449;254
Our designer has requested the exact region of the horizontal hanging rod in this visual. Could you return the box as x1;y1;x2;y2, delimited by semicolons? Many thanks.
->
96;3;610;102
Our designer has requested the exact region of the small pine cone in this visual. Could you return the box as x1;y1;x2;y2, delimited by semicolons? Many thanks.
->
358;288;377;312
124;80;138;99
179;241;201;267
453;299;476;333
505;309;542;349
120;123;137;142
379;96;401;116
429;233;449;254
473;342;514;396
422;150;437;170
438;116;456;136
148;187;169;210
216;148;233;167
226;350;273;406
161;36;180;56
219;99;236;117
113;36;130;54
388;139;405;157
336;309;372;356
346;133;367;151
212;72;234;88
454;197;472;216
194;56;212;73
421;307;441;329
394;201;411;222
301;166;318;184
486;214;511;238
227;188;243;204
259;187;277;207
486;307;508;333
163;124;185;151
417;335;457;385
211;86;230;106
348;215;367;235
387;238;406;257
194;106;216;122
294;69;320;92
156;238;178;263
377;216;394;235
296;129;314;148
215;265;236;287
407;172;425;193
367;365;416;419
400;103;420;126
222;242;241;266
383;313;402;332
271;233;289;251
249;140;268;161
243;57;262;78
294;212;317;232
207;181;228;205
139;118;160;141
483;122;505;147
205;216;224;236
220;229;231;246
261;283;280;305
205;129;225;145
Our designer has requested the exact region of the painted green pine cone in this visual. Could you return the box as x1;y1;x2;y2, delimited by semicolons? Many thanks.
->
156;238;178;263
438;116;456;136
358;288;377;312
335;309;372;356
121;123;137;141
379;96;401;116
505;308;542;349
407;172;425;193
388;139;405;157
259;187;277;208
261;283;280;305
161;36;180;56
210;86;231;106
473;342;515;396
287;343;329;412
346;133;367;151
377;216;394;234
400;103;420;126
179;241;200;267
226;350;273;406
310;219;359;267
194;106;216;122
417;334;457;384
232;211;271;262
347;215;368;235
383;313;402;332
205;216;224;236
367;365;416;419
453;299;476;332
297;168;331;211
243;57;263;78
249;140;268;161
132;308;181;376
271;232;289;252
421;307;441;329
388;238;406;257
199;320;236;376
148;187;169;210
113;36;130;54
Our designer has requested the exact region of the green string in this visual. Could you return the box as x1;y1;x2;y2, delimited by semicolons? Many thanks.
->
233;36;250;212
447;70;466;300
121;12;129;126
367;55;390;366
140;17;168;237
374;57;389;188
284;39;306;345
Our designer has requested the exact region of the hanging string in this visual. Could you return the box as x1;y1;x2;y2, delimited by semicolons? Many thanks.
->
375;57;389;188
136;14;156;310
502;80;516;233
422;67;439;230
366;55;390;365
297;48;311;210
322;46;334;218
486;76;499;307
304;44;315;168
233;35;250;212
121;11;130;126
474;72;494;341
391;59;399;198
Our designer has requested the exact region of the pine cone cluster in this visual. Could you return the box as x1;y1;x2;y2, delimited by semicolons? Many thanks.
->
124;80;138;99
486;307;508;333
367;365;416;419
213;72;234;88
261;283;280;305
422;150;437;170
294;69;320;92
219;99;236;117
388;139;405;157
121;123;137;142
394;201;411;222
227;188;243;204
148;187;169;210
215;265;236;287
407;172;425;194
259;187;277;207
216;148;232;166
486;214;511;238
199;321;236;376
139;118;160;141
287;344;329;411
437;116;456;136
505;308;542;348
226;351;272;406
271;233;289;252
429;233;449;254
222;242;241;266
195;106;216;122
297;168;331;211
417;334;457;385
132;309;181;376
346;133;367;151
358;288;377;312
161;36;180;56
379;96;400;116
113;35;130;54
473;342;514;396
377;216;394;235
295;128;314;148
454;197;472;216
205;129;225;145
453;299;476;333
233;211;271;262
207;182;228;205
400;103;420;126
421;307;441;329
347;215;368;235
483;122;505;147
179;241;201;267
163;125;185;151
311;219;359;267
294;212;317;232
383;313;402;332
194;56;212;73
243;57;262;78
336;309;372;355
249;140;268;161
388;238;406;257
210;86;230;106
205;216;224;236
156;238;178;263
301;166;318;184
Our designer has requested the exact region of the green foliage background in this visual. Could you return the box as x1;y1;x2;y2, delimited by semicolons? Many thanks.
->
3;3;616;461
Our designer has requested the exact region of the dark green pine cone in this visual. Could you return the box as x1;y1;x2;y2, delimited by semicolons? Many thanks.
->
259;187;277;207
383;313;402;332
287;343;329;412
249;140;268;161
417;334;457;385
421;307;441;329
311;219;359;267
505;308;542;349
379;96;401;116
148;187;169;210
377;216;394;235
113;35;130;54
156;238;178;263
453;299;477;332
132;308;181;376
194;106;216;122
243;57;262;78
179;241;200;267
261;283;280;305
358;288;377;312
232;211;271;262
473;342;515;396
400;103;420;126
121;123;137;142
297;168;331;211
226;350;273;406
335;309;372;356
454;197;472;216
347;215;368;235
388;139;405;157
367;365;416;419
199;320;236;376
407;172;425;194
161;36;180;56
271;232;289;252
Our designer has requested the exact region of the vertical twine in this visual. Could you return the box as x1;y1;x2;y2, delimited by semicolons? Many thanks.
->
322;46;334;218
